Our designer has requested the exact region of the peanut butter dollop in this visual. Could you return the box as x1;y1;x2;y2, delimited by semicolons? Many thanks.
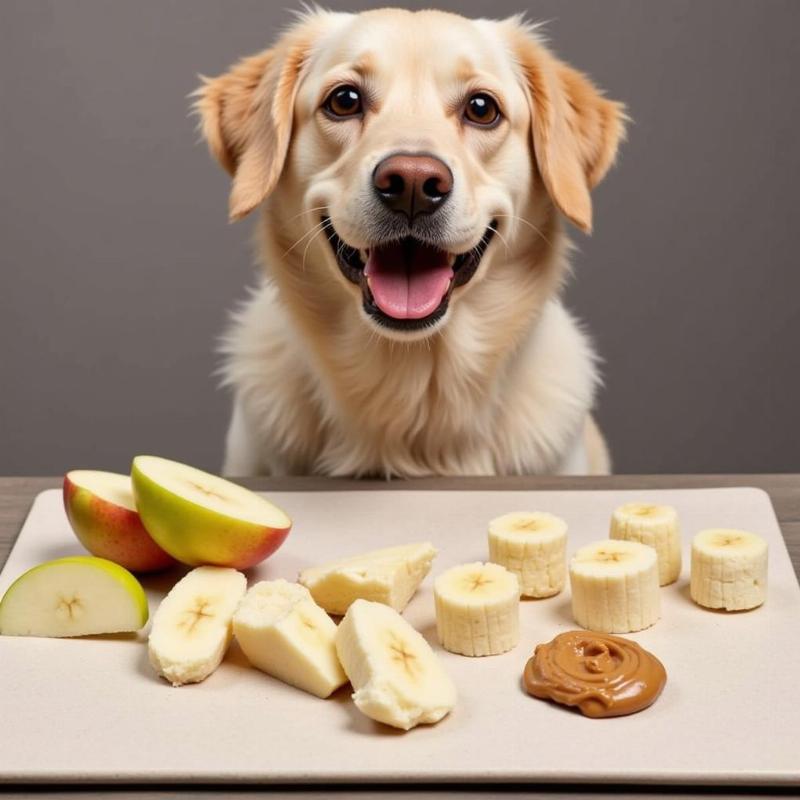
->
523;630;666;718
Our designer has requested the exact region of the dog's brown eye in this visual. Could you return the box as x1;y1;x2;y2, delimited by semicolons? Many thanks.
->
464;93;500;126
324;85;363;118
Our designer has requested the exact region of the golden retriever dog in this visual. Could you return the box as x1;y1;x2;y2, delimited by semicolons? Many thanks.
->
195;8;626;477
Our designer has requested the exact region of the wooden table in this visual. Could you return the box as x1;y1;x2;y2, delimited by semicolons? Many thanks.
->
2;474;798;799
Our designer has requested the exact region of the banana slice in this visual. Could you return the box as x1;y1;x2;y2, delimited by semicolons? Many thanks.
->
434;562;520;656
488;511;567;598
233;580;347;698
298;542;437;615
610;502;682;585
148;566;246;686
335;599;457;730
569;540;660;633
690;529;767;611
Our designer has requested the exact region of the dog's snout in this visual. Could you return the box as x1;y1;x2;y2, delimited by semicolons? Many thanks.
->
372;154;453;220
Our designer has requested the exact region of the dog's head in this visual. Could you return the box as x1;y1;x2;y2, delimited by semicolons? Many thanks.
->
196;9;625;339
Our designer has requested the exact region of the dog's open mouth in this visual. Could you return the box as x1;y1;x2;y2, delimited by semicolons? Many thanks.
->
324;217;496;330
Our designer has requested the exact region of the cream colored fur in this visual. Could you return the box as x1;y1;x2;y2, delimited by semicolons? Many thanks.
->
196;9;626;477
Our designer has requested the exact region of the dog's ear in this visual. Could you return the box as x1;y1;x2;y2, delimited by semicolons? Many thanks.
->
194;19;322;221
507;22;627;233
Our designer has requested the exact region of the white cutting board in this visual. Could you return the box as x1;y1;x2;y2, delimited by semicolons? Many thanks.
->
1;487;799;786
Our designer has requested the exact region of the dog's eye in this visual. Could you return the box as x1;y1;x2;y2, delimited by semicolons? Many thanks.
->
324;85;363;118
464;93;500;127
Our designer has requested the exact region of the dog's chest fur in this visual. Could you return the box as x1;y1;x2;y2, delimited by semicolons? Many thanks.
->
221;261;597;477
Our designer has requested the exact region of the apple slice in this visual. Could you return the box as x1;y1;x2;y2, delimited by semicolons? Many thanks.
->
131;455;292;569
64;470;176;573
0;556;148;637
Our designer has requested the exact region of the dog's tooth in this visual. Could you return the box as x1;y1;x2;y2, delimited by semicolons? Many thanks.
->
447;254;457;267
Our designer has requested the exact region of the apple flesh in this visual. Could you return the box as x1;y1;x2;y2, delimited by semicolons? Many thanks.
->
131;455;292;569
0;555;149;637
64;470;176;573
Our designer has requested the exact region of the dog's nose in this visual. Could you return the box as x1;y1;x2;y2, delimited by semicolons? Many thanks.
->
373;154;453;220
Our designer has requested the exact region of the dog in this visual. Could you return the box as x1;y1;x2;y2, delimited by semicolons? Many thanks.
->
194;7;626;477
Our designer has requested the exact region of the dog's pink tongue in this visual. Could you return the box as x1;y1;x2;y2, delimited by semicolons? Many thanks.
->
364;242;453;320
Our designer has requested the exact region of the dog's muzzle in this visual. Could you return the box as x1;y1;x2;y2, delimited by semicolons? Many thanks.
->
324;218;497;331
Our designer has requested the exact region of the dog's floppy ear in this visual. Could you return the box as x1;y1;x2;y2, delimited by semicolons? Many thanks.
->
508;22;627;233
194;19;321;221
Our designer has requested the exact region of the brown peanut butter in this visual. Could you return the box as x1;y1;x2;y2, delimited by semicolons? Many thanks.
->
523;630;666;718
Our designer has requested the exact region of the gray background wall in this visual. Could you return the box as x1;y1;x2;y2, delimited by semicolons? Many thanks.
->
1;0;798;476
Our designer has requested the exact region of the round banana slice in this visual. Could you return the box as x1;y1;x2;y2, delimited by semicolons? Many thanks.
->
434;562;520;656
690;528;767;611
569;539;660;633
610;503;682;586
488;511;567;598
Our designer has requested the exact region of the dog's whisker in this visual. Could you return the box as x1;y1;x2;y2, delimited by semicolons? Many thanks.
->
282;227;325;260
493;214;553;248
283;205;330;225
299;219;333;273
286;218;330;255
488;223;512;257
283;218;331;257
300;230;322;272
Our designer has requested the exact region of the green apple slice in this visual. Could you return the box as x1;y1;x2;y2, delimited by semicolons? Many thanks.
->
131;455;292;569
0;556;149;637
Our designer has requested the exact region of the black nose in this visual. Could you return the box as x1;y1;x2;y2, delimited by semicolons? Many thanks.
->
372;153;453;220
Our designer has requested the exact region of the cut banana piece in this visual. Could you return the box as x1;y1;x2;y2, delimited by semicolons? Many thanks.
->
148;566;246;686
488;511;567;598
335;599;456;731
298;542;437;615
690;529;767;611
569;540;660;633
434;562;520;656
233;580;347;698
610;503;682;586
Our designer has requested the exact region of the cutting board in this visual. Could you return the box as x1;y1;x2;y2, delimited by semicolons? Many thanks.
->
1;487;799;785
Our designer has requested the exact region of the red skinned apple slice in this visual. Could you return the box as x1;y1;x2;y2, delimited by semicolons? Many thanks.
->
64;471;176;573
131;456;292;569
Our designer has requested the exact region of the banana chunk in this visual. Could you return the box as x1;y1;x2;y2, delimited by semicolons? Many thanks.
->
233;580;347;698
690;529;767;611
610;503;682;585
569;540;660;633
298;542;437;615
488;511;567;598
148;566;246;686
434;562;520;656
335;599;456;731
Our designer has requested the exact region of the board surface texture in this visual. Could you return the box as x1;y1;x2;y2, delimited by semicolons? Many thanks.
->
1;488;798;785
